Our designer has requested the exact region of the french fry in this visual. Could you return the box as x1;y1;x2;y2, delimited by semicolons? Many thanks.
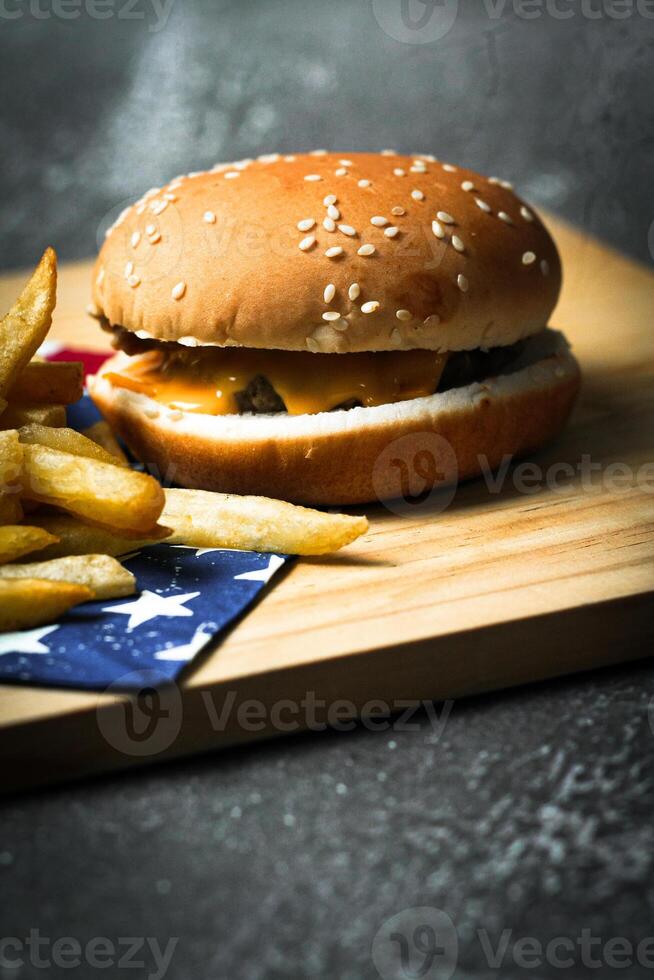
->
21;444;165;533
0;430;23;523
8;360;84;405
162;488;369;556
0;403;67;429
19;424;121;467
0;248;57;407
29;512;171;560
82;421;129;466
0;578;93;632
0;525;59;564
0;554;135;601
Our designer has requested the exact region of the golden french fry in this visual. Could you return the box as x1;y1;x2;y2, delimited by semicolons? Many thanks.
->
9;360;84;405
0;430;23;523
0;525;58;564
0;578;93;631
162;488;369;556
0;554;135;601
82;421;129;466
29;512;171;560
21;444;165;533
19;424;121;467
0;249;57;407
0;403;67;429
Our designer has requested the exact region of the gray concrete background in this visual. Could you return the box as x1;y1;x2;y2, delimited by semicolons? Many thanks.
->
1;3;654;979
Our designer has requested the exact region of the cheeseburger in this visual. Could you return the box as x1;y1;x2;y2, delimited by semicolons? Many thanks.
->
89;151;580;505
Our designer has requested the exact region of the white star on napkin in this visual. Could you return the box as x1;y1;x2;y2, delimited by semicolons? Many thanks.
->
154;623;215;662
0;624;59;657
103;590;200;632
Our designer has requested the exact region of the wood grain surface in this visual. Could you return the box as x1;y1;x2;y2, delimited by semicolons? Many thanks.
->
1;214;653;794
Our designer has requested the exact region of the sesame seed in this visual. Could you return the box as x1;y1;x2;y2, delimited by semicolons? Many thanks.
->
423;314;440;326
311;149;327;156
357;244;376;256
432;220;445;239
325;246;344;258
127;274;140;288
96;268;105;287
457;274;469;292
204;211;216;224
540;259;550;276
451;235;465;252
348;283;360;300
335;168;348;176
442;163;457;172
151;200;168;216
522;251;536;265
361;301;380;314
358;179;371;188
498;211;513;224
520;206;534;222
135;204;146;216
124;261;134;277
324;283;336;303
323;311;341;321
145;223;156;236
393;168;406;177
396;309;412;321
304;174;322;182
299;235;316;251
171;281;186;300
284;154;296;162
323;194;337;206
437;211;455;224
224;171;240;179
297;218;315;232
163;192;177;201
475;198;492;213
259;153;280;163
332;317;349;332
390;328;402;345
391;206;405;216
411;189;425;201
370;216;388;227
381;149;396;156
384;226;400;238
323;217;336;232
148;231;161;244
338;224;357;236
131;231;141;248
327;203;340;220
306;337;321;352
488;176;501;185
339;159;353;166
501;179;513;189
461;180;475;192
410;164;427;173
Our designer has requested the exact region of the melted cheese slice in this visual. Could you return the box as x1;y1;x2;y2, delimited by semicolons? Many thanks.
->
105;347;449;416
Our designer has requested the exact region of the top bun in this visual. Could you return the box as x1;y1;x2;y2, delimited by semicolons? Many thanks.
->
93;151;561;354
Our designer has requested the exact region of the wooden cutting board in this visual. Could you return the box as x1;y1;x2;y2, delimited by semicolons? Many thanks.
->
1;215;653;794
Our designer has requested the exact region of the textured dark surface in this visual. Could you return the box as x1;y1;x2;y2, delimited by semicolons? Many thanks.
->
1;3;654;979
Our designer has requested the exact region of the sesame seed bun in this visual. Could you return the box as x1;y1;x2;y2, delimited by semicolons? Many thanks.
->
88;331;580;506
93;152;561;354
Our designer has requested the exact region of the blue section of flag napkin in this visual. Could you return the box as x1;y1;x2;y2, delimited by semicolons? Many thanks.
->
0;395;290;691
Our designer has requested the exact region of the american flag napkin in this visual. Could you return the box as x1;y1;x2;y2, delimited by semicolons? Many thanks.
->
0;345;290;691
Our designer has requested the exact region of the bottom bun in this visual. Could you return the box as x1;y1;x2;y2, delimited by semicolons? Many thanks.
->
88;330;580;506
